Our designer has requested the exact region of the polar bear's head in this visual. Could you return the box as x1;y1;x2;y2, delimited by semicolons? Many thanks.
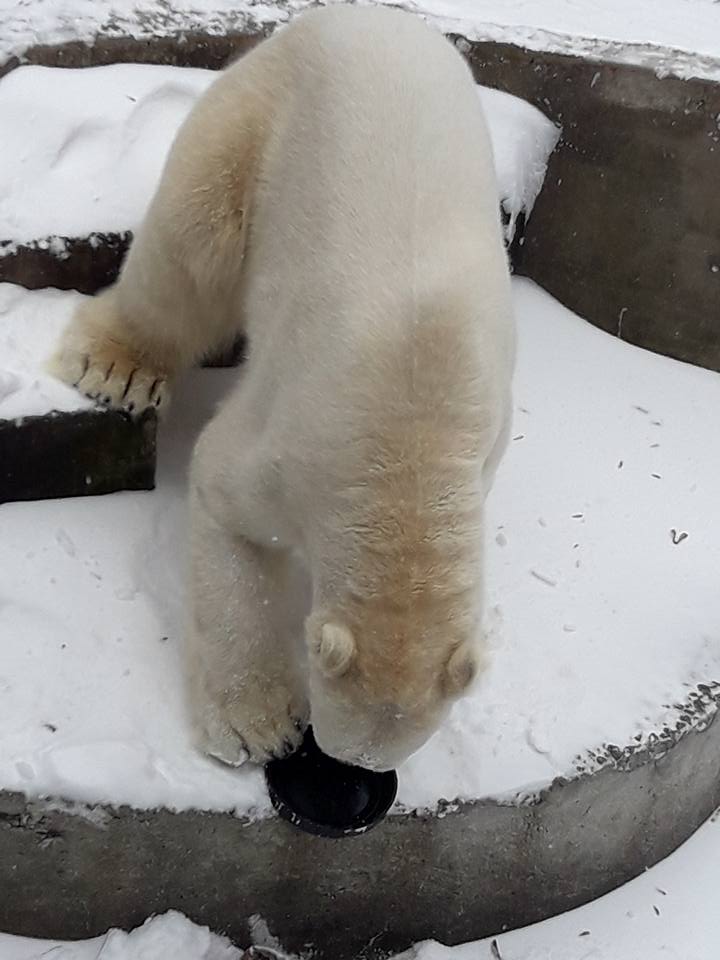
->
302;317;497;770
305;599;481;771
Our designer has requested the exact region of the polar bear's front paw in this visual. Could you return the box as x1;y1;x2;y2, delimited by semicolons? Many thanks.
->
197;685;309;767
48;321;171;416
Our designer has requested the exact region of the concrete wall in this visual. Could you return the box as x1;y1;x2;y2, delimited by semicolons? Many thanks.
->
460;40;720;373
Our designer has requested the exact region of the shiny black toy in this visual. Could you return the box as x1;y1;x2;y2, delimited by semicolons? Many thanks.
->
265;727;398;838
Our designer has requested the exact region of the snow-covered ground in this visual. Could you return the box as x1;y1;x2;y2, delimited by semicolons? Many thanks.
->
0;285;93;418
1;5;718;955
1;278;719;815
1;809;719;957
0;63;557;420
2;0;720;82
0;63;558;245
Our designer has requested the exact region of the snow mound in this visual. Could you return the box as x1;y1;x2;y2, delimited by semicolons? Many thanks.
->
479;86;559;241
0;64;214;242
1;279;719;815
0;911;241;960
0;284;93;419
0;64;557;421
0;63;557;245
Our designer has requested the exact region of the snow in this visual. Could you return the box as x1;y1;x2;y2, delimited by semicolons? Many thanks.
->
0;284;92;419
1;278;719;816
479;87;559;243
0;65;214;242
0;64;557;422
0;63;558;245
1;811;719;957
401;277;720;806
2;0;720;82
0;353;268;815
0;4;717;956
0;911;242;960
405;809;720;959
408;0;720;81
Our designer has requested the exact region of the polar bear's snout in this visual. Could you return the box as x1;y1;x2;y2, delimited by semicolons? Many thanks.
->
309;679;450;772
305;614;480;771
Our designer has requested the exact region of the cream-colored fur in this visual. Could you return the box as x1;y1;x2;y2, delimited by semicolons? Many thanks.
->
49;5;515;771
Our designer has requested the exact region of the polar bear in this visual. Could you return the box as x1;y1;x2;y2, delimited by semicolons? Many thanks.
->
49;5;515;771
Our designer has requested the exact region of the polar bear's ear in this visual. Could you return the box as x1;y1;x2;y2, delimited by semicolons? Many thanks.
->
444;643;480;695
317;622;356;678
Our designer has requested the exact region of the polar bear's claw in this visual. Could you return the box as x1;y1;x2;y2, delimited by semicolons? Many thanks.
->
48;323;171;417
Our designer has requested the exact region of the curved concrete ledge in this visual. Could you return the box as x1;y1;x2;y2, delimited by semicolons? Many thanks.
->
1;683;719;958
3;30;718;371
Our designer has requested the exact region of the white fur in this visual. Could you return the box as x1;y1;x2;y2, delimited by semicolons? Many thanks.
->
50;6;515;770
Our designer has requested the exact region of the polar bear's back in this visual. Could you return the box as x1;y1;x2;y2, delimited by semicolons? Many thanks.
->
240;5;508;338
195;6;513;499
259;5;502;266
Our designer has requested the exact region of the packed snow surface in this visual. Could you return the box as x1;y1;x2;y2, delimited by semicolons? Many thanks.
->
1;0;720;81
0;65;214;243
1;278;718;816
0;63;558;244
0;284;93;419
0;63;556;421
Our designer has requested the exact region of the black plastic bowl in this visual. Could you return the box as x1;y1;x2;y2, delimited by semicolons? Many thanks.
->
265;727;398;838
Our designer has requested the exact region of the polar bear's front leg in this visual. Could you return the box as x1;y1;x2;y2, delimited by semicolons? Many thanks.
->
49;60;263;415
187;487;309;766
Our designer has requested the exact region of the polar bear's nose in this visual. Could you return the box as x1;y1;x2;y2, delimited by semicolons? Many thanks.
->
351;753;384;771
338;748;397;773
322;740;386;771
